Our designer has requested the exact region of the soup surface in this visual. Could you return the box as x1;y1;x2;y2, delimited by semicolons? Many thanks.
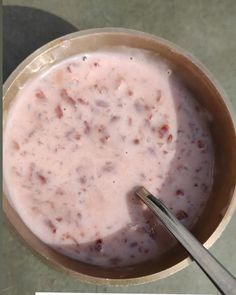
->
3;49;214;266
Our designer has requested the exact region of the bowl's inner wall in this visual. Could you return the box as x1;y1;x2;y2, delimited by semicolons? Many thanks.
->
3;31;236;280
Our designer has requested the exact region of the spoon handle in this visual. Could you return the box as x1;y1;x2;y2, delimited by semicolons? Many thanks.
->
136;187;236;295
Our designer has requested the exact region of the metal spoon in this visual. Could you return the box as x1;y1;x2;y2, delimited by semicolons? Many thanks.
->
136;186;236;295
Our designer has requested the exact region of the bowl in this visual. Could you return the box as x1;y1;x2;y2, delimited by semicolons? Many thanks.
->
3;28;236;285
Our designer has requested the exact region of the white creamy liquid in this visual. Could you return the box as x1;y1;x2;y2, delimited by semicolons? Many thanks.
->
3;49;214;266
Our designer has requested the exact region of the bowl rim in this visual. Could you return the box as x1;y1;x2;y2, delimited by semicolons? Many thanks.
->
3;27;236;286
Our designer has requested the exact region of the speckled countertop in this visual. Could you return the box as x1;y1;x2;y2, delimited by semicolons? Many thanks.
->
2;1;236;294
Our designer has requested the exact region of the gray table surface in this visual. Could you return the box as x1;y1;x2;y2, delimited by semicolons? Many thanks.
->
2;1;236;294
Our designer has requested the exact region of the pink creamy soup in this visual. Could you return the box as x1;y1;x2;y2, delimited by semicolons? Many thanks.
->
3;49;214;266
